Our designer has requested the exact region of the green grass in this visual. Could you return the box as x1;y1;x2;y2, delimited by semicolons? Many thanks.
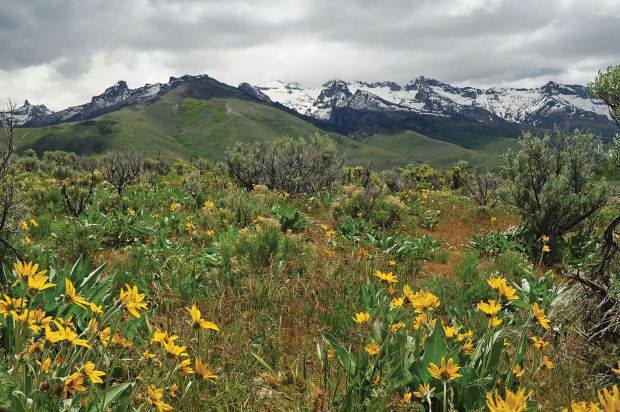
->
348;130;498;168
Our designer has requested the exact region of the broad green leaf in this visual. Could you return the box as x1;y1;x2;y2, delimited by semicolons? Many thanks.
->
88;382;134;412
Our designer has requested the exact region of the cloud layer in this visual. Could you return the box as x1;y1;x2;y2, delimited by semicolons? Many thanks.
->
1;0;618;110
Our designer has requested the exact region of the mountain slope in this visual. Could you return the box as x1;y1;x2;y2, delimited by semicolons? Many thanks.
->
18;77;495;168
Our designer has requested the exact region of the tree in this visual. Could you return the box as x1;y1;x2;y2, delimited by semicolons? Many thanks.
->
588;65;620;128
503;129;607;258
0;101;24;262
100;151;143;196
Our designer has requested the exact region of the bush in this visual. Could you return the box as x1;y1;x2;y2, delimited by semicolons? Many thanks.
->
503;129;608;260
54;156;100;217
401;164;445;190
462;168;500;208
227;134;343;194
100;151;143;196
333;188;406;229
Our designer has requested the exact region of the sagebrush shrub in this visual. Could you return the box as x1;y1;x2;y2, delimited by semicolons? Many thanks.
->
227;134;343;194
503;129;608;259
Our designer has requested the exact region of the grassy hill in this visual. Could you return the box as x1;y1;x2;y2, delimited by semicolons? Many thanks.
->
19;83;500;168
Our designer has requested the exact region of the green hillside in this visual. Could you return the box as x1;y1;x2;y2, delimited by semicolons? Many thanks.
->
19;84;498;168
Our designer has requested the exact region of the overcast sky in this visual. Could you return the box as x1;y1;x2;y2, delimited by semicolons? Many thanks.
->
1;0;619;110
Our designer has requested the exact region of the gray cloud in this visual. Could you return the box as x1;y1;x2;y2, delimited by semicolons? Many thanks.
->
0;0;618;110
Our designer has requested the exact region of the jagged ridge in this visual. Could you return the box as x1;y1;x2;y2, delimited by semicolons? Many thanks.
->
245;77;614;130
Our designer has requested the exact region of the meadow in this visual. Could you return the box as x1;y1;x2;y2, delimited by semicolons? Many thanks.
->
0;131;619;411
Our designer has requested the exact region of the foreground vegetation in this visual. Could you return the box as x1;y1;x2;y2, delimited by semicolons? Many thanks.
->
0;137;617;410
1;65;619;410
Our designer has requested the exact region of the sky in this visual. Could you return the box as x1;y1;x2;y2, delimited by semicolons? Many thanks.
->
0;0;619;111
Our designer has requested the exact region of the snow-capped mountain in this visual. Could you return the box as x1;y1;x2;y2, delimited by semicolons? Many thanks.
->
0;100;53;126
244;77;613;129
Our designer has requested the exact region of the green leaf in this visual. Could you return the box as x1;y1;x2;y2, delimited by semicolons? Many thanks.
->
413;320;448;383
324;334;357;376
88;382;134;412
422;319;448;366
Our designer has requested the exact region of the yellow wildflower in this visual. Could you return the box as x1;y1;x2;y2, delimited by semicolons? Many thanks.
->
401;392;412;405
390;297;404;310
489;316;503;327
24;309;53;333
388;259;396;266
443;324;460;339
179;359;194;375
194;357;218;382
487;276;507;290
163;338;188;357
413;383;435;399
597;385;619;411
65;278;91;309
0;294;26;318
46;324;91;348
83;361;105;384
203;200;215;210
543;355;554;369
391;322;406;333
185;221;195;232
147;386;174;412
169;203;181;212
478;299;502;316
112;333;133;348
150;327;178;345
512;364;525;379
13;260;46;281
532;303;551;329
542;245;551;253
531;336;549;351
143;349;157;361
186;304;219;331
428;357;462;381
119;284;148;318
412;312;431;330
353;312;371;324
406;288;441;312
373;270;398;284
63;371;87;397
27;273;56;293
99;327;111;347
365;342;380;356
462;341;474;355
457;330;473;342
89;302;103;314
487;388;529;412
39;357;52;373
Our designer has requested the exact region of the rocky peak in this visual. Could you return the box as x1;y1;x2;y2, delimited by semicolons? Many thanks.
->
238;82;272;102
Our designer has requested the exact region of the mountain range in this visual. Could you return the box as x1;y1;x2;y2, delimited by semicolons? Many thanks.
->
2;74;616;168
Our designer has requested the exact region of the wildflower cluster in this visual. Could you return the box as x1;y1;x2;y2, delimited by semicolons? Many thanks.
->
322;267;617;411
0;259;221;411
